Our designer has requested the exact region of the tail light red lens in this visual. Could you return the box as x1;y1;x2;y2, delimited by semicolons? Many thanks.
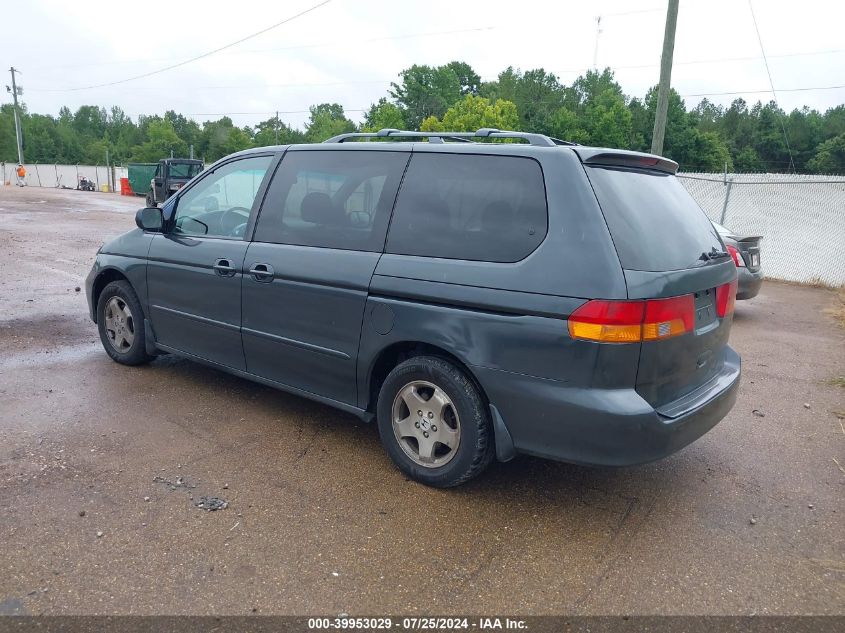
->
726;244;745;267
566;300;644;343
642;295;695;340
716;279;737;317
569;294;695;343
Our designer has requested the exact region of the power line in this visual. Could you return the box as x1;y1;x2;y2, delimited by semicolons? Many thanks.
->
25;25;496;74
42;0;335;92
182;109;367;117
748;0;795;172
28;79;394;93
681;84;845;97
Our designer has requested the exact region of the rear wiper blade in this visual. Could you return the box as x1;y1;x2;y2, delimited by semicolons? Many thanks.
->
699;248;730;261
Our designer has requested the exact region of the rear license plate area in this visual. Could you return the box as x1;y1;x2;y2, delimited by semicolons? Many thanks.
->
694;288;717;330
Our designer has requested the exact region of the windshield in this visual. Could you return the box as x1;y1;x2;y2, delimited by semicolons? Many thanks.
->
168;163;203;178
586;166;724;272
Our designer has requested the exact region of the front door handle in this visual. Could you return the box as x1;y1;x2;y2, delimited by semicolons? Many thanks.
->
213;258;237;277
248;262;275;283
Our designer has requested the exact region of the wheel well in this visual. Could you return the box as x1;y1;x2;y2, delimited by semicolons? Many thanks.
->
91;269;130;322
366;342;487;413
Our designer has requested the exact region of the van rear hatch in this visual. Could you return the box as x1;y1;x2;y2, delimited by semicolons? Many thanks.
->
578;150;737;415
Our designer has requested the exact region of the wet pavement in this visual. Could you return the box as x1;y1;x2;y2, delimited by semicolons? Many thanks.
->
1;186;843;615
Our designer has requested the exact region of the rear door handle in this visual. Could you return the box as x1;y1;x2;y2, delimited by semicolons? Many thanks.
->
213;258;237;277
248;262;275;283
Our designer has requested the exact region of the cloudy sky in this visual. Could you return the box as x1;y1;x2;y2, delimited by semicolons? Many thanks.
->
3;0;843;129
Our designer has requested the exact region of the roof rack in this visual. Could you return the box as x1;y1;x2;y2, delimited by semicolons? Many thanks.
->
323;128;578;147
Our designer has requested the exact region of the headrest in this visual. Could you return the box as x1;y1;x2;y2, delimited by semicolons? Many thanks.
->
301;192;342;225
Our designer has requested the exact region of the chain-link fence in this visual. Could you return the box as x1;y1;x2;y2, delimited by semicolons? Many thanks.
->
679;173;845;287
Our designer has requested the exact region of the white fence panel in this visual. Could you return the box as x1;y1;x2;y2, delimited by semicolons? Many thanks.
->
680;173;844;286
2;163;128;191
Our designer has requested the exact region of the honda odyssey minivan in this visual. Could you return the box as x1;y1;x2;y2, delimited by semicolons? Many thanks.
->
86;128;740;487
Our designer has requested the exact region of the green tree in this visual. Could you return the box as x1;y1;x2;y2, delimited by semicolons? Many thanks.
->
130;119;188;162
253;116;305;147
389;64;463;129
582;89;632;148
444;61;482;96
806;133;845;173
362;98;407;132
304;103;356;143
548;107;590;145
419;95;519;133
164;110;202;153
677;129;733;171
565;68;625;111
482;67;565;134
734;146;763;172
199;117;253;161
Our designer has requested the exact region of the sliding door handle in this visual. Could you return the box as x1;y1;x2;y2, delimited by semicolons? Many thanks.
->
213;258;237;277
248;263;275;282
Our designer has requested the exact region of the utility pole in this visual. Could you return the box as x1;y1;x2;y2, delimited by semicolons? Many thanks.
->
6;67;24;165
651;0;679;156
274;110;279;144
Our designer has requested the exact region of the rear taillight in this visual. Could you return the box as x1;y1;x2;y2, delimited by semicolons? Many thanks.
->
716;279;737;317
566;300;644;343
569;295;695;343
642;295;695;340
726;244;745;267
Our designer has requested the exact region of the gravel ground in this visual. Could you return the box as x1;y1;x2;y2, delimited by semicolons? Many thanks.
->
0;186;843;616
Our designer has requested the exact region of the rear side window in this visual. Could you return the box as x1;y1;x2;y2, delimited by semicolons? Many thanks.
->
254;150;408;252
586;166;724;272
385;154;547;263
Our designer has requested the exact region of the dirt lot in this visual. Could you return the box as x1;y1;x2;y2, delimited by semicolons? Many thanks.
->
0;186;843;616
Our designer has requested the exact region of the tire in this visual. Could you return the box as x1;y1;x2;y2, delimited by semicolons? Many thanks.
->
376;356;494;487
146;191;156;207
96;280;152;366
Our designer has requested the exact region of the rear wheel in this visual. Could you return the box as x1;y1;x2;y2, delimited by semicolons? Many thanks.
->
96;280;152;366
146;191;156;207
376;356;494;487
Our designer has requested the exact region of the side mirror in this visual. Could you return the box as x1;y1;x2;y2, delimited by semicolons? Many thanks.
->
136;207;164;232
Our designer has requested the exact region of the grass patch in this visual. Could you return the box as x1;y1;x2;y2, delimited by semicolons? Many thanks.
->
825;285;845;329
828;377;845;388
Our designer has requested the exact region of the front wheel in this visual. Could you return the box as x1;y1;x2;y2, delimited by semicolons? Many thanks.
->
376;356;494;487
96;280;153;366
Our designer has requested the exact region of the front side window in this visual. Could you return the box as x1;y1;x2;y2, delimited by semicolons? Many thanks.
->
254;150;409;251
385;153;548;263
172;156;273;239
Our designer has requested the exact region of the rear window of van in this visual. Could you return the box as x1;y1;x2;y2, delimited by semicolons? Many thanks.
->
586;166;724;272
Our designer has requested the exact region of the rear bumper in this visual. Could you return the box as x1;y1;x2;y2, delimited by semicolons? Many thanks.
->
472;346;740;466
737;267;763;300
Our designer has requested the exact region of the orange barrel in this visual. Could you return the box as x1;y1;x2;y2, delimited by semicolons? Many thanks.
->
120;177;132;196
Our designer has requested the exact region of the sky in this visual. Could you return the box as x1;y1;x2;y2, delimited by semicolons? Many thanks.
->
2;0;844;130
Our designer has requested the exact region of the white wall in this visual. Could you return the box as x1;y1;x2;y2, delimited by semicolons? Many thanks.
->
1;163;128;191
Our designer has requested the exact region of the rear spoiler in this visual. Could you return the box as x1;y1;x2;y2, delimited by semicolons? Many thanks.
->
573;148;679;174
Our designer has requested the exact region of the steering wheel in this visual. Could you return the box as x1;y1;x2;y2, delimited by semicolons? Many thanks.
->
219;206;251;238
